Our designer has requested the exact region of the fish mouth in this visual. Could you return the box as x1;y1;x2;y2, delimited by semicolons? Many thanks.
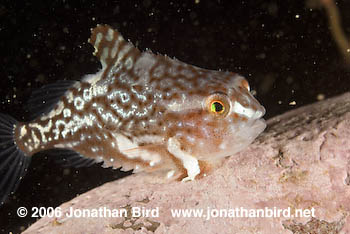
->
251;118;267;134
251;104;266;120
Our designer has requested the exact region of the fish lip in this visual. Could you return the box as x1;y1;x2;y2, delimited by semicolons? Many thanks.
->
251;109;265;120
252;118;267;133
253;105;266;119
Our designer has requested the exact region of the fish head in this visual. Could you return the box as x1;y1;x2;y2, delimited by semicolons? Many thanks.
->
163;70;266;161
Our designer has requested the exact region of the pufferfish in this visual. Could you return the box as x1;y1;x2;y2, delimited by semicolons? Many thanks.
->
0;25;266;204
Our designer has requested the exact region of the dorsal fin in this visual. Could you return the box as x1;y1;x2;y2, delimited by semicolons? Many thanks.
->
88;24;141;72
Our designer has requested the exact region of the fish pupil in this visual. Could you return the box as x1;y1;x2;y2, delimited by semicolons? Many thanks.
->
211;101;224;113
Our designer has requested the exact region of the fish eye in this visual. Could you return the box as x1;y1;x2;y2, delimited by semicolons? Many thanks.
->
206;93;230;117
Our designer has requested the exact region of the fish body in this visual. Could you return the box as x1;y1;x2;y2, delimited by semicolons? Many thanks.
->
0;25;266;204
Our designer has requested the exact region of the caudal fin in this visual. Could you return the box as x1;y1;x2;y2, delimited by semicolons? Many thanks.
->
0;114;31;205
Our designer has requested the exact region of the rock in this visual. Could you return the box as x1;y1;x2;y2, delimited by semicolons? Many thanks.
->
23;92;350;234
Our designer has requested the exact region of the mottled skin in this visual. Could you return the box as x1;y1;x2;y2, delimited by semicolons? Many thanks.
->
14;25;266;180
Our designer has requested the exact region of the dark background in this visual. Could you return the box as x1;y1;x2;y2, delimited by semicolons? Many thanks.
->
1;0;350;233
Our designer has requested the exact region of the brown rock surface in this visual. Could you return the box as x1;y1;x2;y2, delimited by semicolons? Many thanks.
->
23;92;350;234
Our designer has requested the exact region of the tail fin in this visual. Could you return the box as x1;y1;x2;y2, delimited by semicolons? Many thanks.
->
0;114;31;205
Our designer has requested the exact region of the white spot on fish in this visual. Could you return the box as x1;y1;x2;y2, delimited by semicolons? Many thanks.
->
106;28;114;41
83;88;92;102
54;143;65;148
91;147;99;153
94;33;103;51
101;47;109;67
219;141;227;150
125;57;134;70
53;119;66;140
232;101;255;119
63;108;71;118
167;170;175;178
19;125;27;139
66;91;74;103
115;133;137;151
74;97;85;110
115;133;161;165
167;137;200;181
31;131;40;149
29;120;53;144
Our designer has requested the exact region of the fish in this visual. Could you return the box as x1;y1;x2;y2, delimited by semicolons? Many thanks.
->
0;24;266;204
